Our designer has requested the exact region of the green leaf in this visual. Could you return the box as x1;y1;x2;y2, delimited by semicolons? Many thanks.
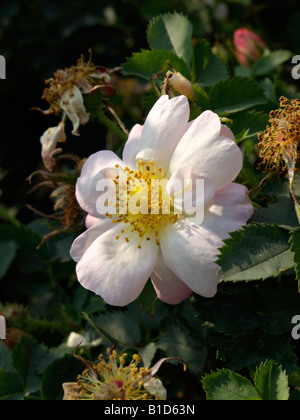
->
196;285;300;337
193;39;212;81
210;77;267;114
251;177;300;228
41;355;82;400
206;329;297;373
0;369;24;400
0;342;15;373
193;85;210;111
139;342;157;368
193;39;229;86
217;223;295;282
259;289;300;334
230;110;269;140
195;298;258;336
196;55;229;86
251;50;293;77
0;240;18;279
0;340;25;400
254;360;289;400
122;49;191;81
11;336;38;391
91;312;141;348
157;320;207;376
147;13;193;67
234;64;252;78
202;369;261;400
138;279;157;316
0;224;47;257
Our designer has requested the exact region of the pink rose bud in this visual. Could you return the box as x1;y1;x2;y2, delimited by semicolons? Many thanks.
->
233;28;266;67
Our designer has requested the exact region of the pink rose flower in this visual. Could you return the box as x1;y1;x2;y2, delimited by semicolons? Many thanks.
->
70;95;254;306
233;28;266;67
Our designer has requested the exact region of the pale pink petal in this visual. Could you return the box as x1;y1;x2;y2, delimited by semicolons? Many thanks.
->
75;224;158;307
76;150;123;217
169;110;243;190
192;183;254;237
122;124;143;169
151;250;192;304
166;166;215;217
220;124;235;141
136;95;190;172
159;219;222;298
70;218;114;263
85;214;102;229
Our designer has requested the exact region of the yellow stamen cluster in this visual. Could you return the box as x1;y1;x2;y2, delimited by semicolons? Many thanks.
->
107;161;178;248
257;96;300;173
75;349;152;400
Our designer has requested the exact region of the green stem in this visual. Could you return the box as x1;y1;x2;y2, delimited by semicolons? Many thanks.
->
287;157;300;225
107;106;129;136
97;108;127;143
82;312;115;346
290;185;300;224
249;173;273;197
150;79;161;98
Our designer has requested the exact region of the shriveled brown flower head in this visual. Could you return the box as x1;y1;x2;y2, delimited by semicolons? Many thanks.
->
257;96;300;173
42;53;109;115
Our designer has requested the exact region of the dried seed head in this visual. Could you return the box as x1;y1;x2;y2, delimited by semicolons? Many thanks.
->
257;96;300;173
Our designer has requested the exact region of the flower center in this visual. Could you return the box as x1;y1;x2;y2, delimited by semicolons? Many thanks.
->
108;160;178;248
77;350;152;400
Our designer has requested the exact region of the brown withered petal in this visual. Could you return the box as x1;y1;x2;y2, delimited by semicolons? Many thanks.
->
40;122;66;171
62;382;83;400
60;86;90;136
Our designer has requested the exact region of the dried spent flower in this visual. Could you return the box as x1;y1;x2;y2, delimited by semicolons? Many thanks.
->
37;53;116;136
41;53;109;115
257;96;300;175
50;183;83;228
27;158;86;248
